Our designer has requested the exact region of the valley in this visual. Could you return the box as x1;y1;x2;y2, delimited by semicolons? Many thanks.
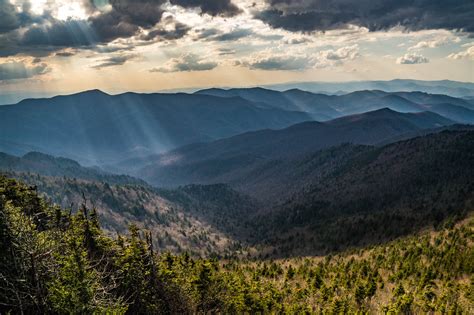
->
2;0;473;312
1;82;473;313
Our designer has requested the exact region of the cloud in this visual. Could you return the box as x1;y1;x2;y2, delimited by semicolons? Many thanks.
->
195;28;252;41
20;20;97;47
0;0;20;34
0;61;50;80
194;27;283;43
0;0;195;57
140;16;190;41
238;45;359;71
91;54;136;69
150;53;218;72
213;28;253;41
55;51;76;57
88;0;167;43
238;55;311;71
409;36;460;51
284;37;311;45
216;48;235;55
448;45;474;60
169;0;241;17
256;0;474;33
318;45;359;61
396;53;429;64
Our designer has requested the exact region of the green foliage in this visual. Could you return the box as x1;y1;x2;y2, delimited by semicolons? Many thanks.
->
0;175;473;314
4;171;243;257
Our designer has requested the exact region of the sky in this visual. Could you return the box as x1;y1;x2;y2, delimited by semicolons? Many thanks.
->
0;0;473;97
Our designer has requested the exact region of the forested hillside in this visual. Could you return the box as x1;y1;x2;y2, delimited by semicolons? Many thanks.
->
0;151;144;185
2;172;253;257
255;130;474;256
0;175;472;313
136;108;455;187
3;130;473;258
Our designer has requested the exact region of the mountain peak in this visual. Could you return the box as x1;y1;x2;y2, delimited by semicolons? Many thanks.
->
368;107;401;116
73;89;109;96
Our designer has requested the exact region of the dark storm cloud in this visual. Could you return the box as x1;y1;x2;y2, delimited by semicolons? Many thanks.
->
88;0;241;43
0;0;193;57
0;2;102;56
0;0;48;34
88;0;167;42
141;24;190;41
0;0;20;33
256;0;474;33
140;16;191;41
170;0;241;17
20;20;98;47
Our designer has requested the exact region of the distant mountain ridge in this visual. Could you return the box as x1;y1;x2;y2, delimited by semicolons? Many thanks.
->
263;79;474;97
0;90;311;165
1;86;473;170
134;108;456;187
2;79;472;106
196;87;474;122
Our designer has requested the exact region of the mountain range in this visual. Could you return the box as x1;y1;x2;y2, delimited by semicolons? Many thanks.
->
2;79;473;106
264;79;474;98
0;90;310;165
132;108;457;188
1;85;473;258
1;87;474;167
196;88;474;121
2;128;473;257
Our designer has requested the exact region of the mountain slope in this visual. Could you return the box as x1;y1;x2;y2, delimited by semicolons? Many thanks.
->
257;130;474;256
0;90;311;165
1;174;472;313
420;103;474;124
0;151;144;185
5;171;255;256
136;109;455;187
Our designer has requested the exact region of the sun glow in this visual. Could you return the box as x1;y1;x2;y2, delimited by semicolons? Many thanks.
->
19;0;88;21
27;0;47;15
56;2;88;21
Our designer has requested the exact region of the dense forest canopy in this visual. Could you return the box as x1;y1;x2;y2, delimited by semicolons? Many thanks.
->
0;175;473;313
